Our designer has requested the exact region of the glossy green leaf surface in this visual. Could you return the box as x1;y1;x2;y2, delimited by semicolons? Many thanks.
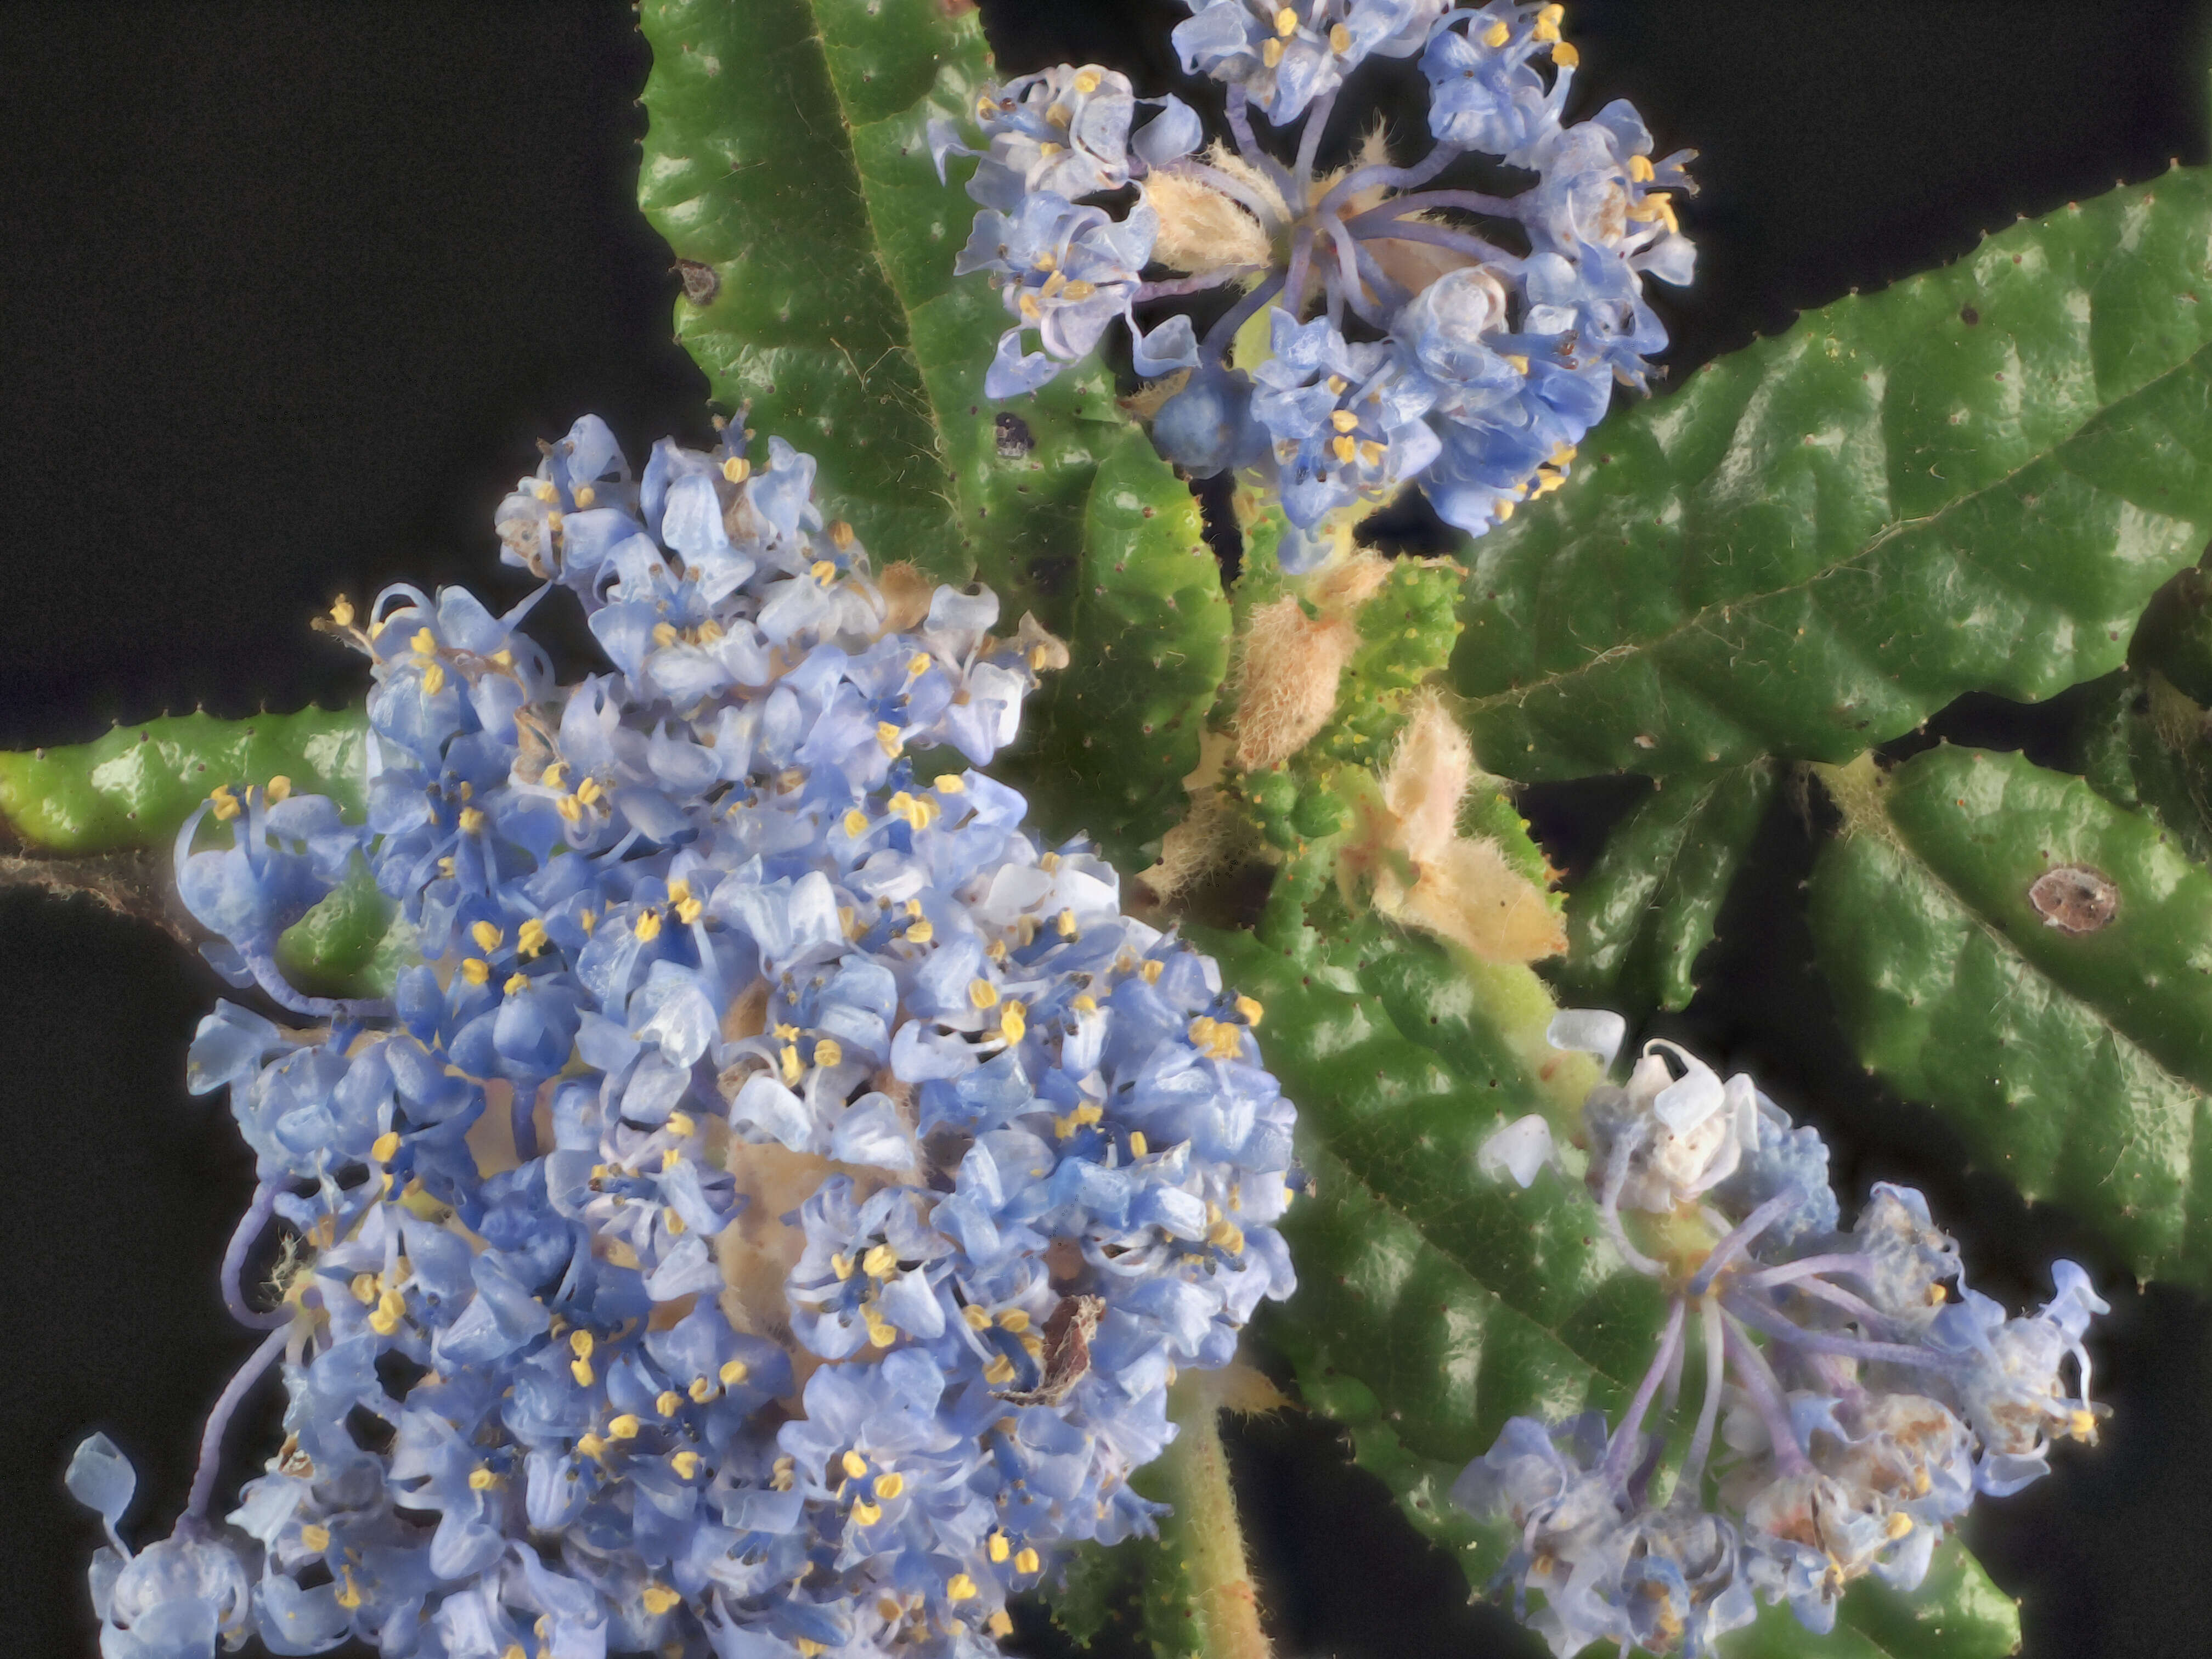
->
1226;918;2018;1657
637;0;1133;624
1020;430;1231;868
274;857;415;1001
1811;744;2212;1281
1453;165;2212;781
2070;670;2212;866
1557;764;1775;1017
0;708;367;855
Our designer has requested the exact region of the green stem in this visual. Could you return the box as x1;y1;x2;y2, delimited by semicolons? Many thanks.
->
1143;1371;1272;1659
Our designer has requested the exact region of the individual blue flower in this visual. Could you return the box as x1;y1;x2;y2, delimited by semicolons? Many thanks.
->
957;194;1159;397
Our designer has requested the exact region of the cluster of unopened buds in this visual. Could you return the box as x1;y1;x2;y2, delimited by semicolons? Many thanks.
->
932;0;1695;568
1468;1013;2109;1656
67;414;1300;1659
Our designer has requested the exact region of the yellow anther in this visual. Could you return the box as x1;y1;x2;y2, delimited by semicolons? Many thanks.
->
664;1206;686;1235
1073;993;1097;1015
810;560;839;586
1482;18;1510;46
719;1357;750;1386
335;1568;362;1610
969;978;1001;1011
905;651;933;679
656;1389;684;1418
651;621;680;648
370;1289;405;1335
1209;1216;1247;1254
781;1045;802;1086
1232;994;1265;1027
351;1272;380;1305
1539;3;1565;19
634;909;663;943
610;1414;642;1441
576;1431;608;1460
410;627;438;656
1075;1102;1104;1126
571;1330;595;1359
1190;1017;1244;1060
1551;40;1579;66
572;483;597;508
572;1357;595;1387
1532;14;1560;42
671;1449;703;1480
438;856;457;878
1494;497;1517;521
843;809;870;838
1629;153;1656;183
373;1130;402;1163
852;1498;883;1526
300;1523;331;1552
457;805;486;834
1504;353;1531;375
1128;1130;1148;1156
997;1308;1032;1334
2068;1408;2097;1438
998;1001;1028;1044
330;596;356;628
1041;270;1068;301
988;937;1009;963
1032;249;1057;274
690;1375;715;1403
532;480;558;503
1330;409;1360;433
580;907;595;934
264;775;293;804
963;1304;992;1331
946;1573;978;1602
1261;36;1284;66
1073;67;1102;93
661;1146;683;1172
829;520;855;550
1139;959;1163;985
501;972;529;997
421;658;448;694
461;958;492;986
1329;21;1351;52
989;1611;1014;1638
983;1353;1017;1385
469;1466;498;1491
641;1584;682;1616
1360;439;1386;467
1014;1547;1041;1575
877;721;905;758
209;784;241;821
842;1447;871;1480
1062;279;1096;302
874;1470;905;1500
862;1243;898;1279
865;1310;897;1348
516;918;549;959
674;894;702;925
935;774;966;794
832;1252;856;1282
723;455;752;483
988;1532;1011;1563
1273;6;1298;35
471;921;503;952
557;793;584;823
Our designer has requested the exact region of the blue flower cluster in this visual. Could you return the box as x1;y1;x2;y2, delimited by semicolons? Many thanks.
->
69;416;1300;1659
931;1;1694;569
1466;1014;2108;1657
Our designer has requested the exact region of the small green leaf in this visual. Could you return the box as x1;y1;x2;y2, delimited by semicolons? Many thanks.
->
1556;763;1776;1017
0;708;367;855
1454;165;2212;780
274;856;415;1001
1810;744;2212;1282
2070;670;2212;865
637;0;1135;626
1019;430;1232;867
1036;1538;1142;1651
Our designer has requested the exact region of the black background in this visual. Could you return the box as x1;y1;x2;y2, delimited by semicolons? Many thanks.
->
4;3;2212;1655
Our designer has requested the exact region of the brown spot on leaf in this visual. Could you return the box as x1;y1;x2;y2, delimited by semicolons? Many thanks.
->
2029;864;2120;934
675;259;719;306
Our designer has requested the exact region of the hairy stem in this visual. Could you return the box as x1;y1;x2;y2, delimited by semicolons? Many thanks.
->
1151;1370;1272;1659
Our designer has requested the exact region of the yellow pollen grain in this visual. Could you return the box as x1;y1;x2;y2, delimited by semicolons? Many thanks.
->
988;1532;1011;1563
674;894;702;925
461;958;492;986
983;1353;1017;1385
1330;409;1359;432
1273;6;1298;35
877;721;905;758
852;1498;882;1526
517;918;548;957
330;596;356;628
1482;19;1510;46
421;661;447;696
641;1584;681;1616
373;1131;402;1163
843;809;870;838
1261;36;1284;66
457;805;485;834
720;1357;750;1386
1128;1130;1148;1156
671;1449;703;1480
969;978;1001;1010
209;784;241;821
814;1037;844;1068
557;794;584;822
634;909;663;943
690;1375;715;1403
863;1243;897;1279
997;1308;1031;1334
301;1523;331;1552
842;1448;870;1479
657;1390;683;1417
264;775;292;804
811;559;839;586
874;1471;905;1500
1139;959;1163;984
1014;1547;1040;1575
723;455;751;483
469;1466;497;1491
990;1611;1014;1638
351;1272;379;1305
963;1304;992;1331
1551;40;1579;66
1074;67;1102;93
832;1252;855;1282
947;1573;978;1602
1329;21;1351;52
999;1001;1028;1043
575;776;603;806
609;1414;641;1440
504;973;531;996
570;1329;595;1358
1073;993;1097;1015
652;622;680;648
471;921;503;952
906;918;934;945
935;773;966;794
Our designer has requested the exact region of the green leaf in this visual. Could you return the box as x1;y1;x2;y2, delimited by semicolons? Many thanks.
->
1453;165;2212;781
2070;670;2212;865
1810;744;2212;1282
1231;916;2018;1657
1036;1539;1142;1651
0;708;367;855
1556;763;1776;1017
636;0;1134;626
274;855;416;1001
1019;430;1232;868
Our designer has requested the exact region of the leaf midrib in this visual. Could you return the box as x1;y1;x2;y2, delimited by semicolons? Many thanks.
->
1466;303;2212;714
